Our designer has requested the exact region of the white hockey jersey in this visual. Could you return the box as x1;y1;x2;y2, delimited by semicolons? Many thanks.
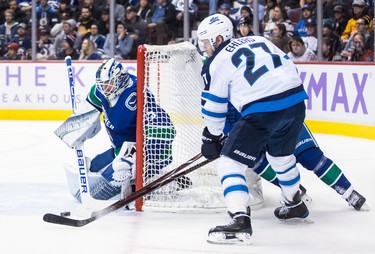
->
201;35;308;135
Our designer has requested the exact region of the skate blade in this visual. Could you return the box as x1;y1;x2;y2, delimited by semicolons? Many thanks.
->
359;203;371;212
207;232;252;245
278;217;314;224
301;194;312;206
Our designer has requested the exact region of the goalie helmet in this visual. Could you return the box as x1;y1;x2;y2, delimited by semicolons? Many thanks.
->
95;58;131;97
197;14;233;50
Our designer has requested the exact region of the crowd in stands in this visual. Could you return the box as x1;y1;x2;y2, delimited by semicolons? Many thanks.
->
0;0;374;61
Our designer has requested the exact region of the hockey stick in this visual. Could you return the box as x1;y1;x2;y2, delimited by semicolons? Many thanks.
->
43;153;211;227
64;56;115;209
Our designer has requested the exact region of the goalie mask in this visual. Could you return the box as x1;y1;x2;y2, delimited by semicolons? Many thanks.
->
95;58;131;98
197;14;233;52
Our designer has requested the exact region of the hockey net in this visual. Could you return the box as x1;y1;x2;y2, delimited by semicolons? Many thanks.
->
135;42;263;212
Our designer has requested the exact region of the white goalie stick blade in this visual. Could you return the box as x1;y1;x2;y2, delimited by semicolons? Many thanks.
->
54;109;101;149
207;232;253;245
277;217;314;224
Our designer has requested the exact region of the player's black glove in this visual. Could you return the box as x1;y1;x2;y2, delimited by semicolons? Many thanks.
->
201;127;224;160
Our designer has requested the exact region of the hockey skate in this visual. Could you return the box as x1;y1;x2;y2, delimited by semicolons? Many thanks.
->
346;190;368;211
299;184;312;205
274;192;312;224
207;207;252;245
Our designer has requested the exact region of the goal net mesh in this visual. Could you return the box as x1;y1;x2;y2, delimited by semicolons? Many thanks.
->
136;42;263;212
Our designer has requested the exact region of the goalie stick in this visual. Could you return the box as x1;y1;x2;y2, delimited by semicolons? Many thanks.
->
64;56;115;209
43;153;210;227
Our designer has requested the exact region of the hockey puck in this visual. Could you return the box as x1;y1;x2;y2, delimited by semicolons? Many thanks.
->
60;211;71;217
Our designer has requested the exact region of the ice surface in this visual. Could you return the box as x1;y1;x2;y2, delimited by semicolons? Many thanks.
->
1;121;374;254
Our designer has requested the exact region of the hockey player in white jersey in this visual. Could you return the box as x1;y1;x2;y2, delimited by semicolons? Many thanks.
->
197;14;309;244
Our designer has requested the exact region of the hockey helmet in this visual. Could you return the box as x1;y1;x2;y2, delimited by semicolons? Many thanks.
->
197;13;233;51
95;58;131;97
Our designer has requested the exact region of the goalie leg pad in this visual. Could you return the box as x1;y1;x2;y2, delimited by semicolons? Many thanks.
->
65;165;121;202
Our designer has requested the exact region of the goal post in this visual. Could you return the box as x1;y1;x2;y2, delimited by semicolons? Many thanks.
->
135;42;263;212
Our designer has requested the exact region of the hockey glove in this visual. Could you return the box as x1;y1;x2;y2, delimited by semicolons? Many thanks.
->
111;141;136;187
201;127;224;161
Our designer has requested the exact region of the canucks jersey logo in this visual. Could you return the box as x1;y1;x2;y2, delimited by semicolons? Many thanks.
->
125;92;136;111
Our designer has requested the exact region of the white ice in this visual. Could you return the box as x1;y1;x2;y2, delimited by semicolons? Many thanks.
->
1;120;374;254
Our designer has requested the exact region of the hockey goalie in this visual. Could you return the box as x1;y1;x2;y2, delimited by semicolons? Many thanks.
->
55;58;176;203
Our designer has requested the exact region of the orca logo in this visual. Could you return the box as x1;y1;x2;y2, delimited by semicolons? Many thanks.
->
125;92;137;111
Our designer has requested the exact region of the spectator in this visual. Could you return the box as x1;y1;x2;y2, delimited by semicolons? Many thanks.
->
105;0;125;22
332;5;348;39
346;32;374;62
83;0;103;21
238;16;254;37
284;0;300;10
0;0;8;25
35;0;59;32
124;5;148;59
1;42;21;60
148;0;176;45
323;0;336;19
240;6;253;20
85;23;106;50
322;36;335;61
103;21;133;59
97;7;110;36
78;38;102;60
11;22;31;51
269;23;291;53
55;34;79;60
53;19;82;58
0;9;19;49
36;28;54;60
302;0;317;11
294;4;315;37
239;6;259;34
172;0;198;38
57;0;76;21
135;0;154;23
322;19;341;55
247;0;265;22
77;6;97;39
219;3;237;36
287;35;317;61
262;0;277;27
341;16;372;58
8;0;29;25
263;5;294;39
302;18;318;53
341;0;373;43
50;11;71;39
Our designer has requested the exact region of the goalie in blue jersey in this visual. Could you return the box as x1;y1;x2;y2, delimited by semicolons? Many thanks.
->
65;58;176;202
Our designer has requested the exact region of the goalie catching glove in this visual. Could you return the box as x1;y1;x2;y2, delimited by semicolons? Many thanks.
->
102;141;136;188
201;127;225;160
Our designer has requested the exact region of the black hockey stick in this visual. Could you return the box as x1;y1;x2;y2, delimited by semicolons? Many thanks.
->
43;153;212;227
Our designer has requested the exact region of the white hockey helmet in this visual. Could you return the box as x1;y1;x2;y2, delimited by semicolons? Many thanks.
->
95;58;131;97
197;14;233;50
